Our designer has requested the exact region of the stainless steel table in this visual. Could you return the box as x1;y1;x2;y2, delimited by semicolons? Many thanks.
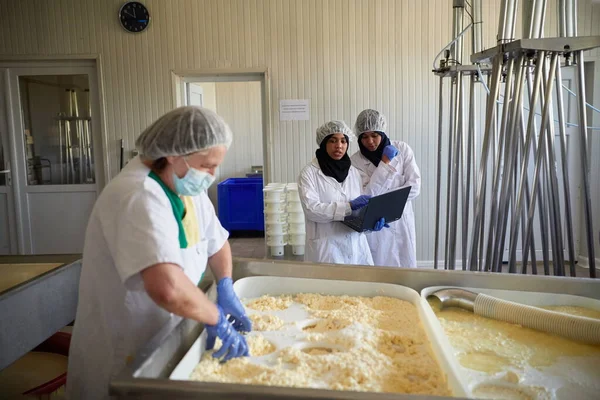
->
0;258;81;370
111;258;600;399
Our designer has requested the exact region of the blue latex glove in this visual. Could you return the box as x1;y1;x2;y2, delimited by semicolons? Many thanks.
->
206;305;250;361
217;277;252;332
372;217;390;231
349;195;372;211
383;145;399;160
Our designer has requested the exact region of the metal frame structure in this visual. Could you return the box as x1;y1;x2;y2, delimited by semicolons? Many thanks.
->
433;0;598;278
57;88;95;184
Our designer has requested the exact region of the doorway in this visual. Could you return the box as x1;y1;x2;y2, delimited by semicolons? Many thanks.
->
0;61;105;254
176;72;270;209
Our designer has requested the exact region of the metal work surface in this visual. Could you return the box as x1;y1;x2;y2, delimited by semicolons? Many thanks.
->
0;259;81;370
111;258;600;399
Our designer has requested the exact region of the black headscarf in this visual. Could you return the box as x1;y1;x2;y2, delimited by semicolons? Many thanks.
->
358;132;391;167
315;135;351;183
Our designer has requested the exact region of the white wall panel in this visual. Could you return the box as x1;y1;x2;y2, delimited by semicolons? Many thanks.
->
0;0;597;264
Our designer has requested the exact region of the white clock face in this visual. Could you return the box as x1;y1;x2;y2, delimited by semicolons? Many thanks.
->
119;2;150;33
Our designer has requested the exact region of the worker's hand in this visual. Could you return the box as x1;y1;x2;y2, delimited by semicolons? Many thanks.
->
217;277;252;332
372;217;390;232
205;305;249;361
382;145;398;160
349;195;372;211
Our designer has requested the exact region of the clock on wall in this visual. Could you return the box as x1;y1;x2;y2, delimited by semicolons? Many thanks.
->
119;1;150;33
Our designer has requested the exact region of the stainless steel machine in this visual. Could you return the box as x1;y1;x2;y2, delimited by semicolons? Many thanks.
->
433;0;598;278
110;258;600;400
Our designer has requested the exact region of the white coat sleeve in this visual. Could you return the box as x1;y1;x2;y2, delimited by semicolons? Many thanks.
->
362;162;397;196
400;143;421;200
298;168;350;222
109;181;184;291
196;193;229;256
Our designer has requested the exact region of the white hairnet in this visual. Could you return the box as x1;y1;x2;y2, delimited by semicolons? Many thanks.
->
354;109;387;138
315;120;352;145
135;106;233;160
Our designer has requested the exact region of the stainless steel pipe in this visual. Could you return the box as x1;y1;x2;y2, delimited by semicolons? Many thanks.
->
469;55;504;271
434;77;444;270
555;64;577;276
575;51;597;276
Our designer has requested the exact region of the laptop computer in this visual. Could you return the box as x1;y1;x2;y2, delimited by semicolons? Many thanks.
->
341;186;412;232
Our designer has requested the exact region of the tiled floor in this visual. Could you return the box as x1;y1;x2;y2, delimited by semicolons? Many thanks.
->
229;237;267;259
229;237;304;261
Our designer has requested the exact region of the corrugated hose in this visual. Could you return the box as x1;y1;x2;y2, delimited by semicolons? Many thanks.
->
474;293;600;345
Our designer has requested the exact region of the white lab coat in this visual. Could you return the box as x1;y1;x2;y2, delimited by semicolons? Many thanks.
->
297;159;374;266
66;157;228;400
351;140;421;268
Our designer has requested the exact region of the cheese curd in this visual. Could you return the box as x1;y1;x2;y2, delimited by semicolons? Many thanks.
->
191;294;450;396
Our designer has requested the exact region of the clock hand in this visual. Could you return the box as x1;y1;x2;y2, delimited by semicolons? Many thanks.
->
123;10;135;18
133;7;137;18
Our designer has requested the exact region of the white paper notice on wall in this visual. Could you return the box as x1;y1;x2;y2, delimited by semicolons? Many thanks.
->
279;99;310;121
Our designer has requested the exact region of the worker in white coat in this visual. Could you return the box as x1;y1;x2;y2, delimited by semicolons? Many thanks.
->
298;120;388;266
67;107;251;400
351;109;421;268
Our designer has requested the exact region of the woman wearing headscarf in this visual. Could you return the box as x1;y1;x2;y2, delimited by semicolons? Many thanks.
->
298;120;386;265
67;107;251;400
351;109;421;268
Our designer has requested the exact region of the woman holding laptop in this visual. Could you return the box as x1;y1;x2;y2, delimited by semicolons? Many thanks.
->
297;120;387;266
351;109;421;268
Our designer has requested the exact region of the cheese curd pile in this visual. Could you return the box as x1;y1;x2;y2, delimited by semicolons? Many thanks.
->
190;294;451;396
429;298;600;400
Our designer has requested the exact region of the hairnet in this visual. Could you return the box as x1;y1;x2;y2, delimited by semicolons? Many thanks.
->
354;109;387;138
315;120;352;145
135;106;233;160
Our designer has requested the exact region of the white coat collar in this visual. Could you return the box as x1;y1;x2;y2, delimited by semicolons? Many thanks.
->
310;157;348;193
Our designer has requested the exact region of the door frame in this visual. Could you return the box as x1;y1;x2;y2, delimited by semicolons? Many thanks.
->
0;56;108;254
0;54;110;188
0;69;18;253
171;68;273;184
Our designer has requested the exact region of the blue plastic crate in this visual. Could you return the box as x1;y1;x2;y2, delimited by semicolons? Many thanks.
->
217;177;264;232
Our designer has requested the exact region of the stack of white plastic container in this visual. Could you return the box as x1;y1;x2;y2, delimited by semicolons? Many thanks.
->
285;183;306;256
263;183;306;257
263;183;287;256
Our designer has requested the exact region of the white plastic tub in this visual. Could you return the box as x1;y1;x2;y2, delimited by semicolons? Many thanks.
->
287;211;305;223
266;234;286;246
286;195;301;203
288;233;305;245
170;277;469;398
265;223;287;235
264;201;286;213
263;188;285;202
269;245;284;256
286;201;303;212
264;211;286;223
266;183;286;189
288;222;306;234
291;245;305;255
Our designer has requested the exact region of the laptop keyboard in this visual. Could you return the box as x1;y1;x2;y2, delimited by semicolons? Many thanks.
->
344;217;363;231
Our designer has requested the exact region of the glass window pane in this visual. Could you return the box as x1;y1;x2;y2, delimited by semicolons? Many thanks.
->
18;75;95;185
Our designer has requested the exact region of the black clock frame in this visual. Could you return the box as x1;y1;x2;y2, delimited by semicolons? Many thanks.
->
118;1;150;33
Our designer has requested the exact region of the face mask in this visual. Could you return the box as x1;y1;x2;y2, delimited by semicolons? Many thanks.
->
173;158;216;196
